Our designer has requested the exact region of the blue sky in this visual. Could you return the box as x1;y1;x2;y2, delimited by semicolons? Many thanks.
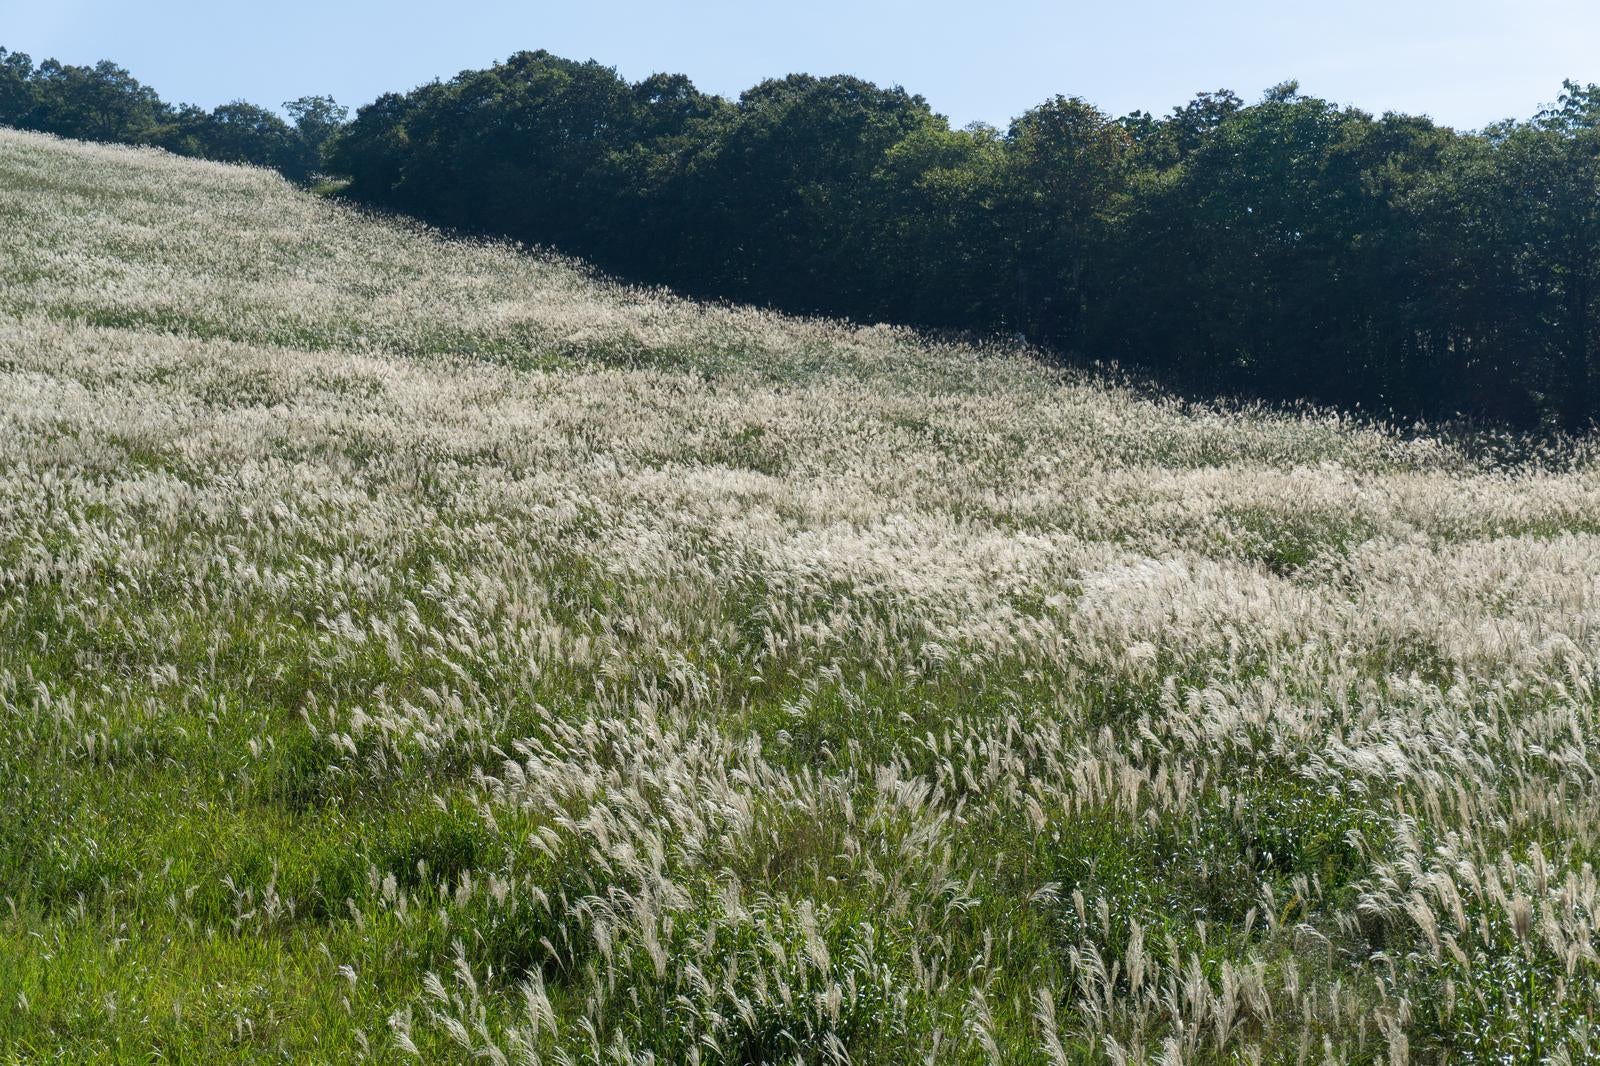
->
2;0;1596;130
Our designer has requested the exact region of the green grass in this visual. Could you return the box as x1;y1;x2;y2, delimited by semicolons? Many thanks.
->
4;127;1600;1062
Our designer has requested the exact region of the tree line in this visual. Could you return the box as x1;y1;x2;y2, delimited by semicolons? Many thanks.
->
4;45;1598;430
0;47;344;181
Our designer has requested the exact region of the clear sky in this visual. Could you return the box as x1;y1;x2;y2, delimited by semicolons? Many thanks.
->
2;0;1596;130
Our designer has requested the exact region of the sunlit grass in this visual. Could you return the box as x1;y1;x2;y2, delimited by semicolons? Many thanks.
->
3;127;1600;1062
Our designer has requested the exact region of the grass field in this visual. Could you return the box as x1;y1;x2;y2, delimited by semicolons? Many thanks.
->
3;128;1600;1063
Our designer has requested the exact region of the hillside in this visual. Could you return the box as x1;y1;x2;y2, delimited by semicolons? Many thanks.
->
3;128;1600;1062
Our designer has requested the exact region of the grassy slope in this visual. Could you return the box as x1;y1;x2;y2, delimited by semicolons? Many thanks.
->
3;128;1600;1063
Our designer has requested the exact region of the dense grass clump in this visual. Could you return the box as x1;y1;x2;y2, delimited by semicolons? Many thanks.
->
3;129;1600;1062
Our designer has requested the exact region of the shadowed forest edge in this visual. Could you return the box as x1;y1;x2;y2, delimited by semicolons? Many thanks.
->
3;45;1599;430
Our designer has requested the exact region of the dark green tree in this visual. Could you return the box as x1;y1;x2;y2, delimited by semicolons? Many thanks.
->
28;58;167;142
1512;82;1600;429
0;48;34;125
1003;96;1130;347
283;94;348;179
868;122;1008;328
198;100;296;170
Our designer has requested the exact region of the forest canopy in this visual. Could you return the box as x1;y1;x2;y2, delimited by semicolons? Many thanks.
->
4;44;1598;430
